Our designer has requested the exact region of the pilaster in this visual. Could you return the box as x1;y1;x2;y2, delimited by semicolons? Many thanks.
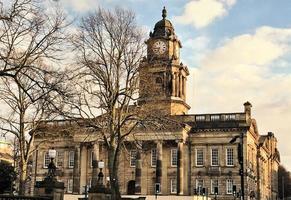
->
72;146;80;194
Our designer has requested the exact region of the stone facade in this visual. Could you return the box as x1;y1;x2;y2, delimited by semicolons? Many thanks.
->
31;8;280;200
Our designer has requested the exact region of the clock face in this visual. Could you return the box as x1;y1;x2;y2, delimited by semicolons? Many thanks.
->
152;40;167;55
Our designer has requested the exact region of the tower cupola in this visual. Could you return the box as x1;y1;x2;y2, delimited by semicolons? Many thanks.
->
151;7;175;38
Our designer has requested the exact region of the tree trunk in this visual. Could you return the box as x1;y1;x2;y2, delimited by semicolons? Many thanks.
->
19;161;27;195
108;147;121;200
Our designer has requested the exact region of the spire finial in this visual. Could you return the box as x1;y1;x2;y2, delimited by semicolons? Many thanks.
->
162;6;167;19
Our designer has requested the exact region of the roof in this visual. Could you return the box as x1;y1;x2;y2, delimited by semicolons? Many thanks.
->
151;7;175;38
0;152;13;163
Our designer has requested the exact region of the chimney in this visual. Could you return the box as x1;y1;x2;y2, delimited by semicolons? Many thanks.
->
243;101;252;118
268;132;274;137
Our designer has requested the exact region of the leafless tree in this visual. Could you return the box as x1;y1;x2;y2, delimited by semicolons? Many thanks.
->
63;8;147;199
0;64;65;195
0;0;68;97
0;0;69;194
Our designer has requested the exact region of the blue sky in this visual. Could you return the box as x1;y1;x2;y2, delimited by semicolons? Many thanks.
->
46;0;291;170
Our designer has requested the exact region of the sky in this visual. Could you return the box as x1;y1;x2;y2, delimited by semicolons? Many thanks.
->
3;0;291;170
51;0;291;170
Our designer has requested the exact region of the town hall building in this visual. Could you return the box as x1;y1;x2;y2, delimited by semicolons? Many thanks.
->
31;8;280;200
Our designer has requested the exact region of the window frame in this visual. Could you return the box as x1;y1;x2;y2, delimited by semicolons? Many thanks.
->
226;148;234;166
151;148;157;167
43;151;50;169
196;148;204;166
226;179;233;194
130;150;137;167
68;151;75;168
170;179;177;194
67;179;73;193
211;148;219;166
211;179;219;194
56;151;64;168
196;179;204;194
90;151;94;168
171;149;178;167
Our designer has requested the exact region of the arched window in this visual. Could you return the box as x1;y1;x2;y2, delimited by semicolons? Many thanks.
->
156;77;162;84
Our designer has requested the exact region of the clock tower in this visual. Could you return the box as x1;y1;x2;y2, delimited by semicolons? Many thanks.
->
138;7;190;115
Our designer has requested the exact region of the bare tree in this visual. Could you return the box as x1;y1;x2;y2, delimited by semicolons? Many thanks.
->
0;0;68;194
62;8;146;199
0;0;68;96
0;64;64;195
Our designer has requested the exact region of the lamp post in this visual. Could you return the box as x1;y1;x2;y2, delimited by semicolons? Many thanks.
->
97;160;104;187
229;133;244;200
46;149;57;181
34;148;65;200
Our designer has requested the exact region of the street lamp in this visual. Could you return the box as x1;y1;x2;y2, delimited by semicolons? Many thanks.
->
35;148;65;198
229;133;244;200
97;160;104;187
47;148;57;181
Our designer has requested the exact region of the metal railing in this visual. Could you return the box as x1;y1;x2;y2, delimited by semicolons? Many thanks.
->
0;195;52;200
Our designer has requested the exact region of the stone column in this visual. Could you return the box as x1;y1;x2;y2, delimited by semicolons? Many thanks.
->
91;142;99;189
175;73;179;97
177;141;184;195
172;73;176;97
72;146;80;194
155;141;163;193
179;74;183;98
183;77;186;100
135;148;142;194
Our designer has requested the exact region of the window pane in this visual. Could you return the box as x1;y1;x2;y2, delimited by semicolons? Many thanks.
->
196;149;204;166
130;150;136;167
57;151;64;167
211;179;219;194
226;179;233;194
90;151;94;167
151;149;157;167
69;151;75;168
67;179;73;193
171;179;177;193
44;152;50;168
211;148;219;166
226;148;234;166
171;149;178;166
196;179;204;194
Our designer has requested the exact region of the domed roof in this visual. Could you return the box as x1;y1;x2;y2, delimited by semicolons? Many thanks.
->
151;7;175;38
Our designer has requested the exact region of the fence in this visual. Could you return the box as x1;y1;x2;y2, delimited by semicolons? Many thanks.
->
0;195;52;200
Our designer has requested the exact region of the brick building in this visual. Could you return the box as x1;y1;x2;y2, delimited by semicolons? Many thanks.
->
31;8;280;200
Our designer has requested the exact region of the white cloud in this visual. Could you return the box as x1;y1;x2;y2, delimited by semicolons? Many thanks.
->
174;0;236;28
51;0;98;13
186;26;291;169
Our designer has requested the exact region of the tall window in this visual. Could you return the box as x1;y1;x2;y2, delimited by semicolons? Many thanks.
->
211;148;219;166
69;151;75;168
130;150;136;167
43;151;50;168
170;179;177;194
196;179;204;194
67;179;73;193
210;115;220;121
90;151;95;168
171;149;178;167
88;179;92;188
211;179;219;194
226;179;233;194
226;148;234;166
151;149;157;167
196;149;204;166
56;151;64;167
